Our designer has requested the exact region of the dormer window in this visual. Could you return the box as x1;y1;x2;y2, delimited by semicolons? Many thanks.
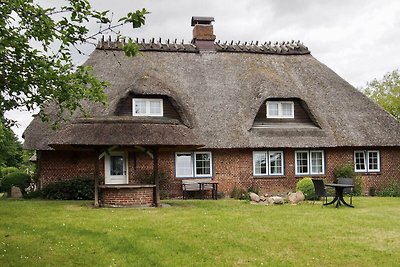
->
132;98;163;116
266;101;294;118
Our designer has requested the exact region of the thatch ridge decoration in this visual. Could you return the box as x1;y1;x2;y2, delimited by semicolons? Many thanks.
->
97;37;310;55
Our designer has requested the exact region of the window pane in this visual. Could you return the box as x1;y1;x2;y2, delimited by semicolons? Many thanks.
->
149;100;161;114
281;103;293;117
368;151;379;171
195;153;211;176
254;152;267;175
134;100;146;114
269;152;283;175
310;151;323;174
176;153;193;177
268;102;279;116
296;152;308;174
110;156;124;176
354;151;366;171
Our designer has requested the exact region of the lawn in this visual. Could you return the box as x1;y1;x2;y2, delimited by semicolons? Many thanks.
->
1;198;400;267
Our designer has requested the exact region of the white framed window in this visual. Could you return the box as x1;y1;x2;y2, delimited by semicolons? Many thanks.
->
266;101;294;118
253;151;284;176
354;150;380;172
132;98;163;116
175;152;212;178
295;150;325;175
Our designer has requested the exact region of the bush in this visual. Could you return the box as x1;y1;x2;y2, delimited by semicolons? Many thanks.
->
296;177;316;200
334;163;355;179
42;177;94;200
230;187;249;200
1;166;19;177
377;182;400;197
352;176;363;196
1;172;31;195
24;190;43;199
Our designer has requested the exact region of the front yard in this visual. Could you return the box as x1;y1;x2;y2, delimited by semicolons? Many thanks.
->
1;197;399;266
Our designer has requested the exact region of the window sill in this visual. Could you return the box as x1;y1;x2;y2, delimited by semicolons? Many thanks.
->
253;176;286;179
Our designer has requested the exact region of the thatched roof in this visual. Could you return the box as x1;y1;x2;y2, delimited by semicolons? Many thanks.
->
23;39;400;150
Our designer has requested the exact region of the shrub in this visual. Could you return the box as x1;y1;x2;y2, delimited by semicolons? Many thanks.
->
352;176;363;196
377;182;400;197
334;163;355;179
296;177;316;200
230;187;249;200
42;177;94;200
24;190;43;199
1;172;31;195
1;166;19;177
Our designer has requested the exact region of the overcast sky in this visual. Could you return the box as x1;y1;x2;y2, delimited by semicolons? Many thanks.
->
8;0;400;140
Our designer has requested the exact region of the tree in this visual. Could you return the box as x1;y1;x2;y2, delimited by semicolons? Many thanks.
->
0;120;23;167
0;0;148;125
362;69;400;120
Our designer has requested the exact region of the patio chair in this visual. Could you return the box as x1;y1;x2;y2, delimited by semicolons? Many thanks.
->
312;179;328;205
337;178;354;205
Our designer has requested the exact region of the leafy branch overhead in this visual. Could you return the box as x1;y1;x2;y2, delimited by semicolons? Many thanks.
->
0;0;149;126
361;69;400;120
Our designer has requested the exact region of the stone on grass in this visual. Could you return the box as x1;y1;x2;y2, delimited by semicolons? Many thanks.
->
259;196;267;202
10;186;22;198
268;196;284;205
288;191;305;204
249;192;260;202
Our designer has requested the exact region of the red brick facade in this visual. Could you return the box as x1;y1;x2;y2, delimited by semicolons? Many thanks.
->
100;187;154;207
38;147;400;201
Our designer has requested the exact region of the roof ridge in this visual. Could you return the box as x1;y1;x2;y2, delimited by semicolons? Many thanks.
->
96;36;310;55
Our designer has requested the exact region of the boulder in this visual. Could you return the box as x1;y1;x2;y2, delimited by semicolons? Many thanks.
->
10;186;22;198
259;196;267;202
270;196;284;205
249;192;260;202
288;191;305;204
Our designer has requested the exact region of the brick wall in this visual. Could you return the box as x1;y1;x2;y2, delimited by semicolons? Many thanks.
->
38;147;400;198
100;187;154;207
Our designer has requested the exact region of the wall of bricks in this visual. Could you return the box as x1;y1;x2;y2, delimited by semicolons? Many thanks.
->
38;146;400;199
100;187;154;207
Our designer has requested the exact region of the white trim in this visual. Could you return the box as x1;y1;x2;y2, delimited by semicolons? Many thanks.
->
354;150;380;173
253;151;284;176
295;150;325;175
104;151;128;184
175;151;213;178
266;101;294;119
132;98;163;116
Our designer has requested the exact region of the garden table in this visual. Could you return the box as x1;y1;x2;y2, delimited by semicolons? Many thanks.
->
198;181;219;200
324;183;354;208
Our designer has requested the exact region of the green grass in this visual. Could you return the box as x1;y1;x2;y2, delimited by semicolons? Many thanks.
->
1;198;400;266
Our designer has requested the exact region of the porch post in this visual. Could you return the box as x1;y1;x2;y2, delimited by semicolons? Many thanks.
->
153;148;160;207
94;149;100;207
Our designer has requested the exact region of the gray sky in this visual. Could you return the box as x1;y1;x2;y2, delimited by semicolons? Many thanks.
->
8;0;400;140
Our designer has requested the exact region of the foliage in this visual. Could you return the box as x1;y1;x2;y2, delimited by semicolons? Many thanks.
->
1;166;19;177
352;176;363;196
377;181;400;197
334;163;355;179
361;69;400;120
230;187;250;200
1;0;149;125
0;121;23;167
23;189;43;199
1;172;31;195
1;198;400;266
296;177;316;200
41;177;94;200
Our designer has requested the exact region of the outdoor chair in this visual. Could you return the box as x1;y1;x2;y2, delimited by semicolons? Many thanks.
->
312;179;328;205
337;178;354;205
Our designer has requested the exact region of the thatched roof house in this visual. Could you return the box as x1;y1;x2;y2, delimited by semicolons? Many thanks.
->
24;17;400;206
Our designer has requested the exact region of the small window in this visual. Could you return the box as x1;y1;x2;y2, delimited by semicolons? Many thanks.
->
253;151;284;176
267;101;294;118
175;152;212;178
295;150;324;175
132;98;163;116
354;150;380;172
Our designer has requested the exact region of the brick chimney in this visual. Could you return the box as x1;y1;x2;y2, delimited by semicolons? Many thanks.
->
191;16;215;51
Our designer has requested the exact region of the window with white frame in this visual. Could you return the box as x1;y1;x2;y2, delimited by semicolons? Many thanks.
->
295;150;325;175
253;151;284;176
175;152;212;178
132;98;163;116
354;150;380;172
266;101;294;118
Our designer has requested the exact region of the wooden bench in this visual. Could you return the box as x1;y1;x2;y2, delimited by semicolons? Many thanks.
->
182;178;216;199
